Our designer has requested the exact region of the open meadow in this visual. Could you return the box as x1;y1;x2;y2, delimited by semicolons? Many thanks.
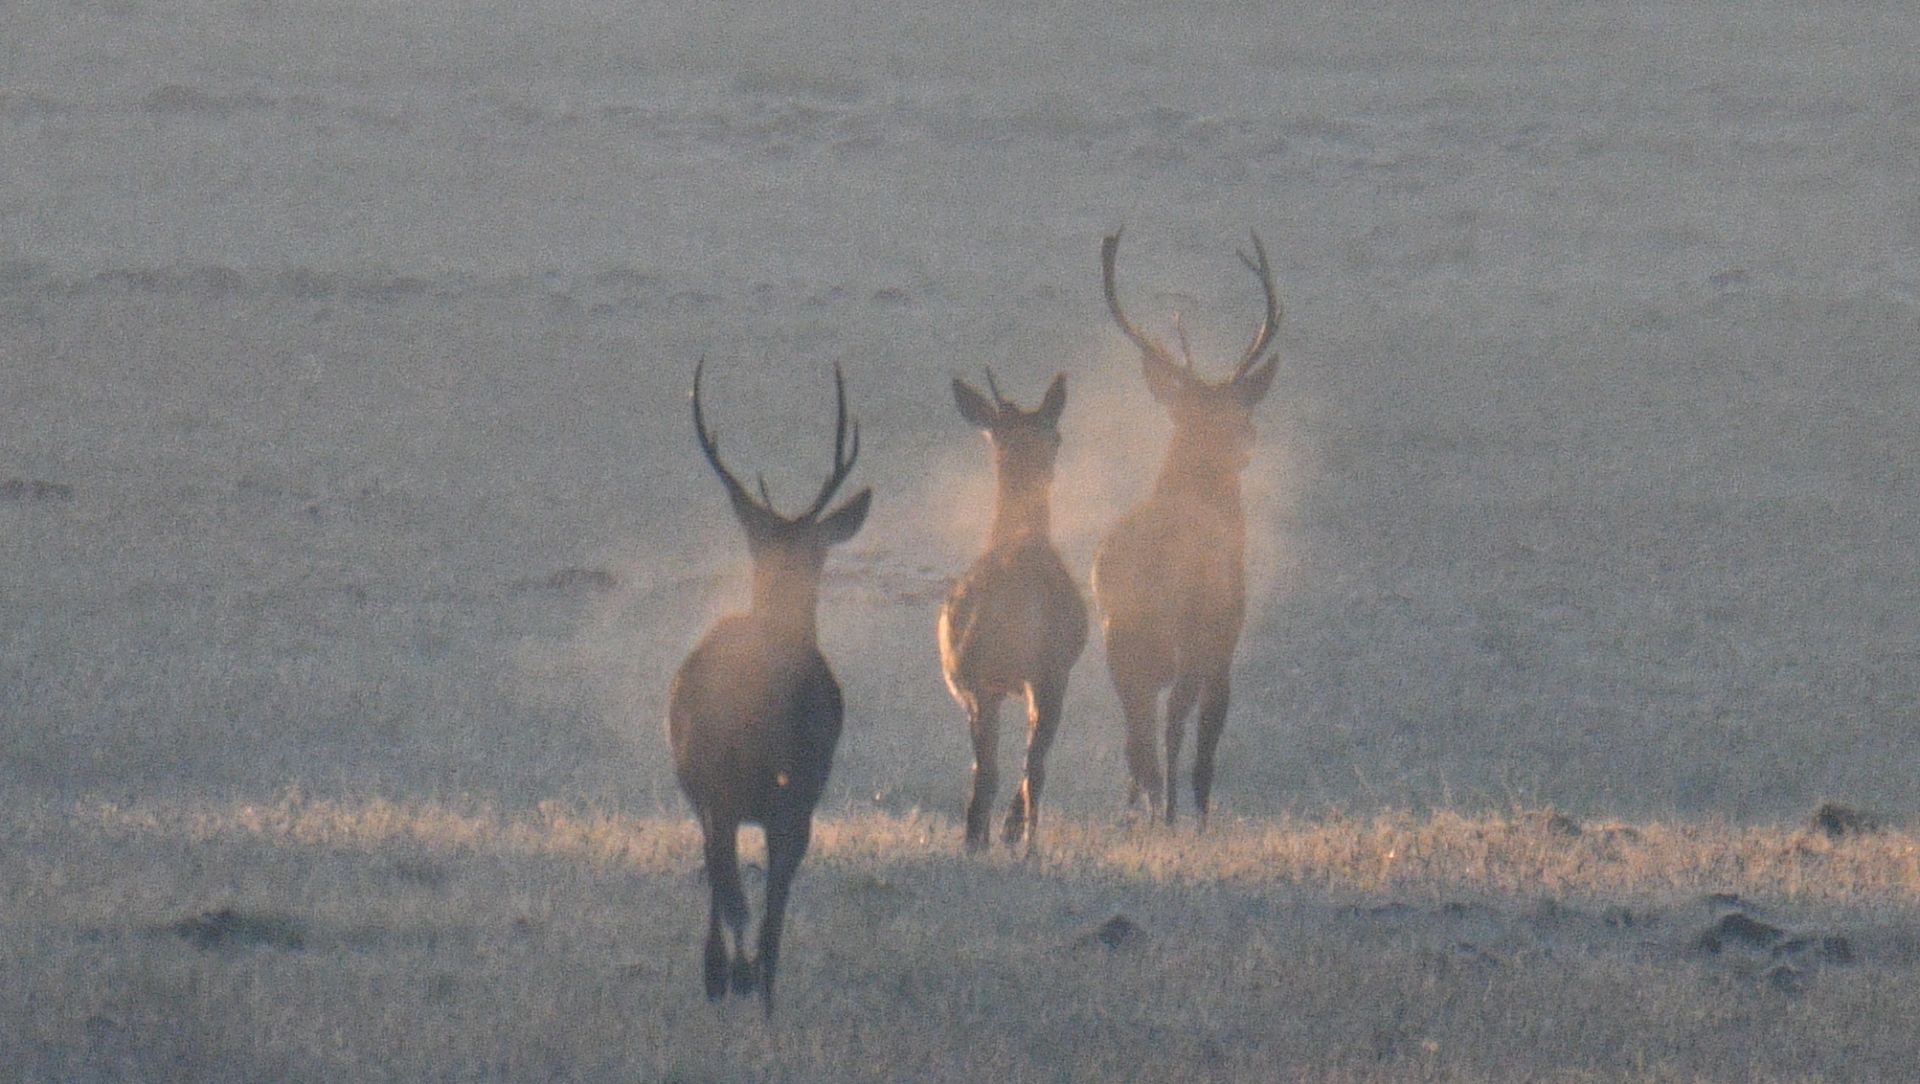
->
8;796;1920;1081
4;0;1919;1079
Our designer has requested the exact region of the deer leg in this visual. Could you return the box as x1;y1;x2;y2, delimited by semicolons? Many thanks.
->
1106;628;1165;820
703;889;727;1001
964;695;1003;852
1162;672;1201;826
1192;673;1232;830
1117;679;1161;821
701;818;748;1000
756;816;812;1018
1006;677;1067;849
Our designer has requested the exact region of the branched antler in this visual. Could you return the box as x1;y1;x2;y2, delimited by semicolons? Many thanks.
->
1102;230;1182;373
691;357;761;513
1233;232;1282;382
800;363;860;522
694;359;860;524
1172;311;1196;371
1106;229;1281;387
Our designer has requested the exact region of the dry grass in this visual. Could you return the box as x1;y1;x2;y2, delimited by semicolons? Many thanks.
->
6;795;1919;1082
58;791;1920;903
6;2;1920;1080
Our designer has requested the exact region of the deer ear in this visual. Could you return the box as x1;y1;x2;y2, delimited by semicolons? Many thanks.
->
817;487;871;545
1035;373;1068;428
1141;353;1186;404
952;379;998;429
1233;353;1278;406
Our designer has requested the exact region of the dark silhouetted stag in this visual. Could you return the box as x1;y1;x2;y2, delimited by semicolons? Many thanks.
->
667;360;871;1016
938;371;1089;851
1092;229;1281;827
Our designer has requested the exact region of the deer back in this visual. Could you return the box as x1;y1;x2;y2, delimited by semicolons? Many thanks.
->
669;615;843;816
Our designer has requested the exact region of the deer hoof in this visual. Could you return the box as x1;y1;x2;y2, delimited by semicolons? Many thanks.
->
730;956;757;996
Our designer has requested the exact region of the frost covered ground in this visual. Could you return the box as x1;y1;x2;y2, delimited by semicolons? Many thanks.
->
5;0;1916;823
2;2;1919;1076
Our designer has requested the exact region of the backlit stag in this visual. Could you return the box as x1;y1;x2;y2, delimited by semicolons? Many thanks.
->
667;360;871;1015
1092;229;1281;827
938;370;1088;851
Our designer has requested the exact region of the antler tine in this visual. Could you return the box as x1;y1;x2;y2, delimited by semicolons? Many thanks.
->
691;357;762;511
982;366;1008;409
1102;230;1181;371
802;363;861;521
1233;231;1283;381
1172;311;1197;371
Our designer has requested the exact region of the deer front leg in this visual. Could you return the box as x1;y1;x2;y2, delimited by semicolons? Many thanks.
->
1106;626;1167;821
964;695;1002;852
1191;672;1233;830
1162;672;1201;826
1117;680;1162;822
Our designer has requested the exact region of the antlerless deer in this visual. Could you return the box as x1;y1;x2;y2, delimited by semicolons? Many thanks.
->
938;371;1088;852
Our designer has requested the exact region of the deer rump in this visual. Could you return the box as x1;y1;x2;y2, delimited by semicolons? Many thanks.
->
939;539;1088;703
668;617;843;821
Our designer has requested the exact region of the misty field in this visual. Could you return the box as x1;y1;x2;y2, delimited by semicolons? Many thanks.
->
7;796;1920;1081
4;0;1920;1079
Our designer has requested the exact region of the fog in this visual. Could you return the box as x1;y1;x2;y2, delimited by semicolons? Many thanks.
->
3;0;1917;823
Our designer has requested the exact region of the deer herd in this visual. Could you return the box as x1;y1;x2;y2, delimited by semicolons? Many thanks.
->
667;230;1283;1013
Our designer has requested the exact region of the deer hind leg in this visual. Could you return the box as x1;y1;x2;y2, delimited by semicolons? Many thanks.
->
755;815;813;1018
1191;672;1232;830
964;694;1003;852
701;818;750;1000
1005;676;1067;849
1161;672;1202;826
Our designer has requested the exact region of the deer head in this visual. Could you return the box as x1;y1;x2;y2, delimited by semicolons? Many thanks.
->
952;369;1067;545
1102;230;1280;478
691;359;871;621
953;368;1067;478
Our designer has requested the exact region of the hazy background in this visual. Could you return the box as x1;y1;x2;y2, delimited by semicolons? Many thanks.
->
4;0;1917;824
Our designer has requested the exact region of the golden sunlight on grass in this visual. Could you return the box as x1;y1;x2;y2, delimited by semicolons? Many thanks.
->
69;794;1920;906
15;795;1920;1082
73;793;702;872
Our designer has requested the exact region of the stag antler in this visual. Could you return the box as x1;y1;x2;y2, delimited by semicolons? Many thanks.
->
1104;230;1283;387
799;363;860;522
982;366;1009;411
691;357;762;514
1101;231;1183;374
1172;311;1196;371
1232;232;1282;382
694;359;860;525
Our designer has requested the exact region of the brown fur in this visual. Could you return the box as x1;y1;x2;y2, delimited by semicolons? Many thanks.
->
938;372;1089;851
667;360;870;1015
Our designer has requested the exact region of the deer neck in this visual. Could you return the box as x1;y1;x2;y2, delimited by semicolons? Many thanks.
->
748;568;822;648
1151;442;1245;517
988;475;1054;548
